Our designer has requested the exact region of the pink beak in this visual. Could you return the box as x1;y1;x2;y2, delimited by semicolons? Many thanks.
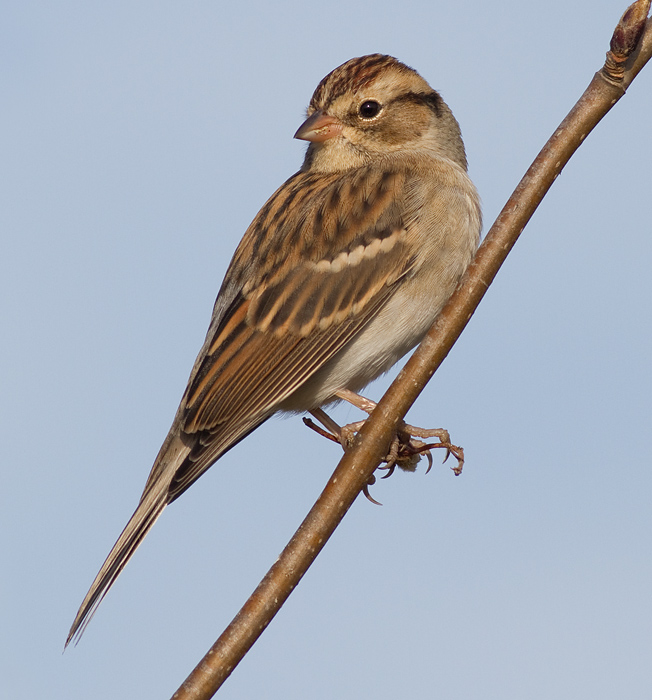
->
294;110;343;142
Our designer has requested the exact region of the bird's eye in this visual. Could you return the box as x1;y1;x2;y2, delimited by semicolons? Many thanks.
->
358;100;381;119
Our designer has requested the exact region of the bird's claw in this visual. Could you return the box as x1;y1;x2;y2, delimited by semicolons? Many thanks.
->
304;405;465;502
362;475;382;506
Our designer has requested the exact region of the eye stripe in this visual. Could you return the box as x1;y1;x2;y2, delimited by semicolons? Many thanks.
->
392;90;442;116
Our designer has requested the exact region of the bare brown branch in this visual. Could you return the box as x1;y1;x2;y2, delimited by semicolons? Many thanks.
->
171;6;652;699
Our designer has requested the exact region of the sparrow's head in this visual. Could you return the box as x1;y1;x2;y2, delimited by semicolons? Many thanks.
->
295;54;467;172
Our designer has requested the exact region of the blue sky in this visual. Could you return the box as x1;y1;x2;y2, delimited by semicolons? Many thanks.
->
2;1;651;698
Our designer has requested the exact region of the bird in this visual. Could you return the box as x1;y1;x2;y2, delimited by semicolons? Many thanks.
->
67;53;481;645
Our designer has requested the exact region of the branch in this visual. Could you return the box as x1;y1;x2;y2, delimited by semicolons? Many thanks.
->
171;4;652;698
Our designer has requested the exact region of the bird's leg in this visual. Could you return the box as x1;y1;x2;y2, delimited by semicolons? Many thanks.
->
303;388;465;488
303;408;381;505
334;389;464;475
304;407;366;447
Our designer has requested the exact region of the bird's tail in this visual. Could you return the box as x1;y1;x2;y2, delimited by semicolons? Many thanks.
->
65;487;167;647
66;433;191;647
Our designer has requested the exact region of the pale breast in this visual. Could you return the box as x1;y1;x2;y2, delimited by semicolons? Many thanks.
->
279;156;481;412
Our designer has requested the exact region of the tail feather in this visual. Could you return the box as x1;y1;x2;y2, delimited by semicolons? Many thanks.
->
66;417;264;646
66;489;167;646
66;433;193;646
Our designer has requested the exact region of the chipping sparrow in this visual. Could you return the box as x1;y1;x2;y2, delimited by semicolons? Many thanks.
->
67;53;481;644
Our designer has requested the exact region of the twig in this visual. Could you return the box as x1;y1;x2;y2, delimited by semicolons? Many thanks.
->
171;4;652;698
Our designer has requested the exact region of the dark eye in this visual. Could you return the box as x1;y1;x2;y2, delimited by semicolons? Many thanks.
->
358;100;381;119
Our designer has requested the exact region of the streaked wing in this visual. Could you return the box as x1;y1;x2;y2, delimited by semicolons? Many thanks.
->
162;164;416;501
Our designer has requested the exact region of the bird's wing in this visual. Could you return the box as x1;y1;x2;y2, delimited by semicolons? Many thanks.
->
165;165;417;500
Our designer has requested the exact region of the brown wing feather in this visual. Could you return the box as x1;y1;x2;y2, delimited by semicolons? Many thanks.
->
163;164;416;501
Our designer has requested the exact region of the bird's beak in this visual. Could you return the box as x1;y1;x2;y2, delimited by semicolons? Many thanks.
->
294;110;343;142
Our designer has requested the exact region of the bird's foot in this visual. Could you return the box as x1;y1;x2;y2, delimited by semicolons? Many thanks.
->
303;389;464;504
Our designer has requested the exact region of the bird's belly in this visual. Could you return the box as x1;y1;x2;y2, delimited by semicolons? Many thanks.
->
277;264;463;413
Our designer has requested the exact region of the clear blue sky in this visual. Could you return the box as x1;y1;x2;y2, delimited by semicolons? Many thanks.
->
2;1;651;698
